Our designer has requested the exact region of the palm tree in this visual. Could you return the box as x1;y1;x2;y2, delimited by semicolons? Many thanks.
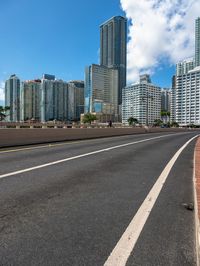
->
128;117;138;126
161;110;170;123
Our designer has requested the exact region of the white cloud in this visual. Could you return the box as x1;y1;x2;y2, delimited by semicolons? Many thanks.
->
0;82;5;102
120;0;200;83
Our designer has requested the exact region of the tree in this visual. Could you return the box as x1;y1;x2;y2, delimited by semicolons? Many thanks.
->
127;117;138;126
0;106;10;121
161;110;170;123
82;113;97;124
153;119;163;127
170;121;179;128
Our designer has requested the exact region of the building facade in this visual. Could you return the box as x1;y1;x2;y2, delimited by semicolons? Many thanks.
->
172;17;200;126
161;89;171;112
122;75;161;125
41;78;68;122
5;74;21;122
20;80;41;121
175;67;200;126
67;80;84;121
195;17;200;67
171;75;176;122
176;58;194;76
84;64;118;119
100;16;127;105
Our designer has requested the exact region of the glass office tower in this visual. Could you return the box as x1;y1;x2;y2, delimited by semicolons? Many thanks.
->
100;16;127;105
195;17;200;67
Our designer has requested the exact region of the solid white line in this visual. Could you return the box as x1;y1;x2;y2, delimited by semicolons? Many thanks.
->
0;133;183;180
193;139;200;266
104;134;199;266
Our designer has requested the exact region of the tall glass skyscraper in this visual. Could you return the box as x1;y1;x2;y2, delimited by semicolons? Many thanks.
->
195;17;200;67
100;16;127;105
5;74;21;122
84;64;118;114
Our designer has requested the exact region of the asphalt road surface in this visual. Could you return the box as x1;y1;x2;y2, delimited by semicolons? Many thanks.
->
0;131;199;266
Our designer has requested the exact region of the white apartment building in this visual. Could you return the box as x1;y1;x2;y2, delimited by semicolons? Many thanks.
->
176;58;194;76
20;80;41;121
173;18;200;126
175;67;200;126
122;75;161;125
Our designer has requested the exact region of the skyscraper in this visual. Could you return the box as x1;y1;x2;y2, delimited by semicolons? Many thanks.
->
5;74;20;122
85;64;118;115
68;80;84;121
172;18;200;126
41;78;68;122
100;16;127;105
20;79;41;121
161;89;171;113
195;17;200;67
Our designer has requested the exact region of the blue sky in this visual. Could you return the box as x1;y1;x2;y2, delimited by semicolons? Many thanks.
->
1;0;198;105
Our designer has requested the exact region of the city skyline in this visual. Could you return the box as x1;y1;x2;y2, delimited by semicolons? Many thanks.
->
0;0;200;106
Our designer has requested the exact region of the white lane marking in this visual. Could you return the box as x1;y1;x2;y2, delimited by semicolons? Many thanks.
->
104;134;199;266
193;139;200;266
0;133;185;180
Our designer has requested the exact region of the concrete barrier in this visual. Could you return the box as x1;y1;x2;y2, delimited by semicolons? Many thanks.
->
0;127;196;148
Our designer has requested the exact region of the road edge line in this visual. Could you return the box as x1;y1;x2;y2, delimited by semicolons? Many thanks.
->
104;134;199;266
194;137;200;266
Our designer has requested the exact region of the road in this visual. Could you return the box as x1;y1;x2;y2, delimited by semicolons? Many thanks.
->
0;131;199;266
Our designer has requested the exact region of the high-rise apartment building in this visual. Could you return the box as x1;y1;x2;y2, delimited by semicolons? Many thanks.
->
68;80;84;121
161;89;171;112
42;74;55;81
100;16;127;105
85;64;118;117
195;17;200;67
173;18;200;126
5;74;20;122
175;68;200;125
41;78;68;122
122;75;161;125
20;79;41;121
171;75;176;122
176;58;194;76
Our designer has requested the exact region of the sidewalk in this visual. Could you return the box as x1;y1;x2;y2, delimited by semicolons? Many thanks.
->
194;136;200;265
